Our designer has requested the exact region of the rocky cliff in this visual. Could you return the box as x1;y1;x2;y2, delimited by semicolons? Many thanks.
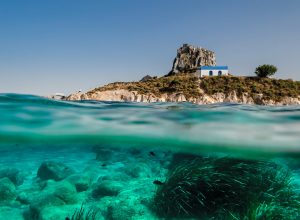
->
66;89;300;105
171;44;216;74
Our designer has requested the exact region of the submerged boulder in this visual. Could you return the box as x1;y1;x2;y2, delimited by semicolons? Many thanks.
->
24;180;78;220
0;177;17;203
67;174;92;192
41;180;78;205
0;168;25;186
92;180;123;198
37;161;74;181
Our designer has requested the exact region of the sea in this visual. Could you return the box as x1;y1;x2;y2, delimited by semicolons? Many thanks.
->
0;93;299;220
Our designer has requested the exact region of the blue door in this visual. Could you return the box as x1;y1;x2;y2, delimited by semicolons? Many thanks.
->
218;71;222;76
209;71;213;76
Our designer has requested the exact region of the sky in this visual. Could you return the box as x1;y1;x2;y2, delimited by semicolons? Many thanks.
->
0;0;300;95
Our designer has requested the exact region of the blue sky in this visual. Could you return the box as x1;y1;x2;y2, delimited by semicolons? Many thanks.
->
0;0;300;95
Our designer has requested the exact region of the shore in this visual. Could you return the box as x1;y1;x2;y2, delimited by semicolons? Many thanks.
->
65;75;300;105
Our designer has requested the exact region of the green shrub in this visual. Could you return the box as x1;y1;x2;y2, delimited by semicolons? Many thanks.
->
255;65;277;78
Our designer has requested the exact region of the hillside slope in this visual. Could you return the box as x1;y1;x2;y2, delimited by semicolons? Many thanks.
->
66;74;300;105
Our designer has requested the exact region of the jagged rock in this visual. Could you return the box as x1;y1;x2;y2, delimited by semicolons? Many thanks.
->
0;168;25;186
140;75;153;82
0;177;16;202
171;44;216;74
37;161;75;181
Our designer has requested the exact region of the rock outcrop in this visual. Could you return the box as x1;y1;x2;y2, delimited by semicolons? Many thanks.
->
171;44;216;73
0;168;25;186
0;177;16;203
66;89;300;105
37;161;75;181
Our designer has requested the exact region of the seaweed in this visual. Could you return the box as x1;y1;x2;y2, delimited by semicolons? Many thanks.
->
66;204;99;220
153;155;300;219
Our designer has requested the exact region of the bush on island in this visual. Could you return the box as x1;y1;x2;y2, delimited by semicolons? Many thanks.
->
255;64;277;78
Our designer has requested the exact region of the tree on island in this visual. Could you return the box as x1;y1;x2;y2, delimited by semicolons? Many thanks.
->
255;64;277;78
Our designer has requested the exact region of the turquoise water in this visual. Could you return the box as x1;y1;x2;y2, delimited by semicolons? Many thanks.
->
0;93;300;219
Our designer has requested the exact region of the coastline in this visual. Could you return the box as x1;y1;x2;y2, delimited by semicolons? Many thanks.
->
65;75;300;106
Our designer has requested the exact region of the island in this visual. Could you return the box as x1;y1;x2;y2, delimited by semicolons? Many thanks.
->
65;44;300;105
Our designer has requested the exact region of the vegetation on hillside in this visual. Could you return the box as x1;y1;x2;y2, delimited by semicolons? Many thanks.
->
88;74;202;99
201;76;300;101
87;74;300;102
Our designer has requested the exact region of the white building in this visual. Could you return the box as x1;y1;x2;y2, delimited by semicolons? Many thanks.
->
196;66;229;77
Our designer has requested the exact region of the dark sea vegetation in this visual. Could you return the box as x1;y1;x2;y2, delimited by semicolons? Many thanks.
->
66;204;99;220
153;154;300;219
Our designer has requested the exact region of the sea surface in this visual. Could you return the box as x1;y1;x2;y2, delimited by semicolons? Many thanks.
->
0;93;300;220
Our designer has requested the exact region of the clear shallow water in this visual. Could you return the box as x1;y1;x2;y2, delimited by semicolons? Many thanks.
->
0;93;300;219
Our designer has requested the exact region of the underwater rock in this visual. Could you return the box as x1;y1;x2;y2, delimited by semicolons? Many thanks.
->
39;207;71;220
16;192;31;205
24;180;78;219
67;174;92;192
0;177;17;203
0;168;25;186
92;180;123;198
37;161;75;181
43;180;78;204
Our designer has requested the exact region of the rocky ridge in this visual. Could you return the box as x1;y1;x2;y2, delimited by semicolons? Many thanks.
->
66;88;300;105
